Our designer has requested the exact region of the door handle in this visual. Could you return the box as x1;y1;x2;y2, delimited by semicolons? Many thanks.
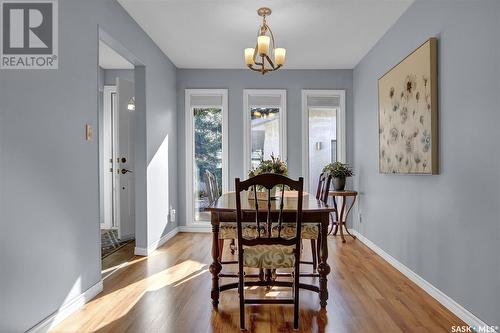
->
121;168;133;174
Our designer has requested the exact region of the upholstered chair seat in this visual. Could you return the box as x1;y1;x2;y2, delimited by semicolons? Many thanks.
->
271;223;320;240
242;244;296;269
219;222;266;239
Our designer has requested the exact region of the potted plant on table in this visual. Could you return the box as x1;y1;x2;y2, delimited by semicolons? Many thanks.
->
248;154;287;200
323;162;353;191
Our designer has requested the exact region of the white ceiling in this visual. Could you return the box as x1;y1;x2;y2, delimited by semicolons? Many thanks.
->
99;40;134;69
118;0;413;69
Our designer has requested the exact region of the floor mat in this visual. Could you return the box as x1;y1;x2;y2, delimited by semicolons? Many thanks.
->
101;229;134;258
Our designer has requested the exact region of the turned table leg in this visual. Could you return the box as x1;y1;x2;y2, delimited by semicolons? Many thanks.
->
209;212;222;308
338;197;346;243
318;213;331;308
330;197;339;235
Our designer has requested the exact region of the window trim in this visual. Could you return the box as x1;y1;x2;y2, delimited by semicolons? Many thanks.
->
243;89;287;176
185;89;229;226
301;89;346;192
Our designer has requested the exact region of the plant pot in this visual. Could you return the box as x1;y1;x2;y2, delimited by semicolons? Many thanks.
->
332;177;346;191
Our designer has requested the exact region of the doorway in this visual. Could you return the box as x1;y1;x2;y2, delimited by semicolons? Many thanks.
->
301;90;346;193
98;39;136;276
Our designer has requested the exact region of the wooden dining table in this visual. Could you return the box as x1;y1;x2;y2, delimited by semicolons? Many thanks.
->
207;191;335;308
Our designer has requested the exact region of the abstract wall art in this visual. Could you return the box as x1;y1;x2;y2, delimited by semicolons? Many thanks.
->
378;38;438;174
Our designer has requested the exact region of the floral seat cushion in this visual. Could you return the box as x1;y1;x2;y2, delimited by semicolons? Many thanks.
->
243;244;296;269
219;223;265;239
271;223;319;240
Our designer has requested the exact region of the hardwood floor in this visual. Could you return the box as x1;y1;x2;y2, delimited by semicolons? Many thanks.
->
101;241;135;279
52;233;465;333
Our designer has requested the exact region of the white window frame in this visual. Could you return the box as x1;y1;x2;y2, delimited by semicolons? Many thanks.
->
185;89;229;226
301;89;346;192
243;89;287;175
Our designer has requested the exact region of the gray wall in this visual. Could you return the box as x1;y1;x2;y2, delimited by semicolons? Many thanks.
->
176;69;353;226
0;0;177;331
103;68;134;85
353;0;500;326
98;67;105;91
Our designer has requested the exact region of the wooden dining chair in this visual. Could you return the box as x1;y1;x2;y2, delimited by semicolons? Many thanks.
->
205;170;219;206
235;174;304;330
204;170;236;257
311;172;332;268
316;172;332;203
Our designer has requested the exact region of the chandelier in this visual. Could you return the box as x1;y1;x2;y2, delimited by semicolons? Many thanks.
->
244;7;286;74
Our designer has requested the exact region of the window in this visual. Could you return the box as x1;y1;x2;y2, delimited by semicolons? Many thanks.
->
243;90;286;174
250;107;280;169
302;90;346;194
185;90;228;225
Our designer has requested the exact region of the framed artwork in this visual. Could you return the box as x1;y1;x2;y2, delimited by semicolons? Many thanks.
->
378;38;438;174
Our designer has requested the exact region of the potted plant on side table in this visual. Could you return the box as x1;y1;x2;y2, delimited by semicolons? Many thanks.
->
248;154;288;200
323;162;353;191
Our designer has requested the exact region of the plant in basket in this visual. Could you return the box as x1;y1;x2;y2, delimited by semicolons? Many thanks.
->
248;154;287;200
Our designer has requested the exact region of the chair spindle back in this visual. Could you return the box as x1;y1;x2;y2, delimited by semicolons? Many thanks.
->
316;172;332;203
204;170;220;205
235;173;304;247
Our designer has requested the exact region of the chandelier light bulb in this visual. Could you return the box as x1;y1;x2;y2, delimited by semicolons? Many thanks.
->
244;48;255;65
274;48;286;65
257;35;270;55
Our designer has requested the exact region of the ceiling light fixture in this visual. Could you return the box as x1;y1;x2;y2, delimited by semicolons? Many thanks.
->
127;97;135;111
244;7;286;75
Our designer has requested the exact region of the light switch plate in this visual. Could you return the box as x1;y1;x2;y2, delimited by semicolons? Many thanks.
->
170;208;176;222
85;124;93;141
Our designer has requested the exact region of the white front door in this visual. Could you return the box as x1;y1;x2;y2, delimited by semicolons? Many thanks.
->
114;78;135;240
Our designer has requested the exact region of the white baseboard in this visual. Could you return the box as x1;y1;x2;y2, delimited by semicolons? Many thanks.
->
27;280;103;333
133;224;211;256
134;226;179;256
134;246;149;256
150;227;179;250
349;229;497;333
178;225;212;233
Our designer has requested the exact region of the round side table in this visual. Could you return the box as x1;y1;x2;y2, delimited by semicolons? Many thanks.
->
329;190;358;243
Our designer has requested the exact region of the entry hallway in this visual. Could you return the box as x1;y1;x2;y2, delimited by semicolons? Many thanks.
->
52;233;465;333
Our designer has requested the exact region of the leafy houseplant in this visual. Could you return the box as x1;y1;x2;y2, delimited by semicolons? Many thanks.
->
323;162;353;191
248;154;287;199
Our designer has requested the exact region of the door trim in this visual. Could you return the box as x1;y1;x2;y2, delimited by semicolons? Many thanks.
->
301;89;346;192
102;85;117;229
